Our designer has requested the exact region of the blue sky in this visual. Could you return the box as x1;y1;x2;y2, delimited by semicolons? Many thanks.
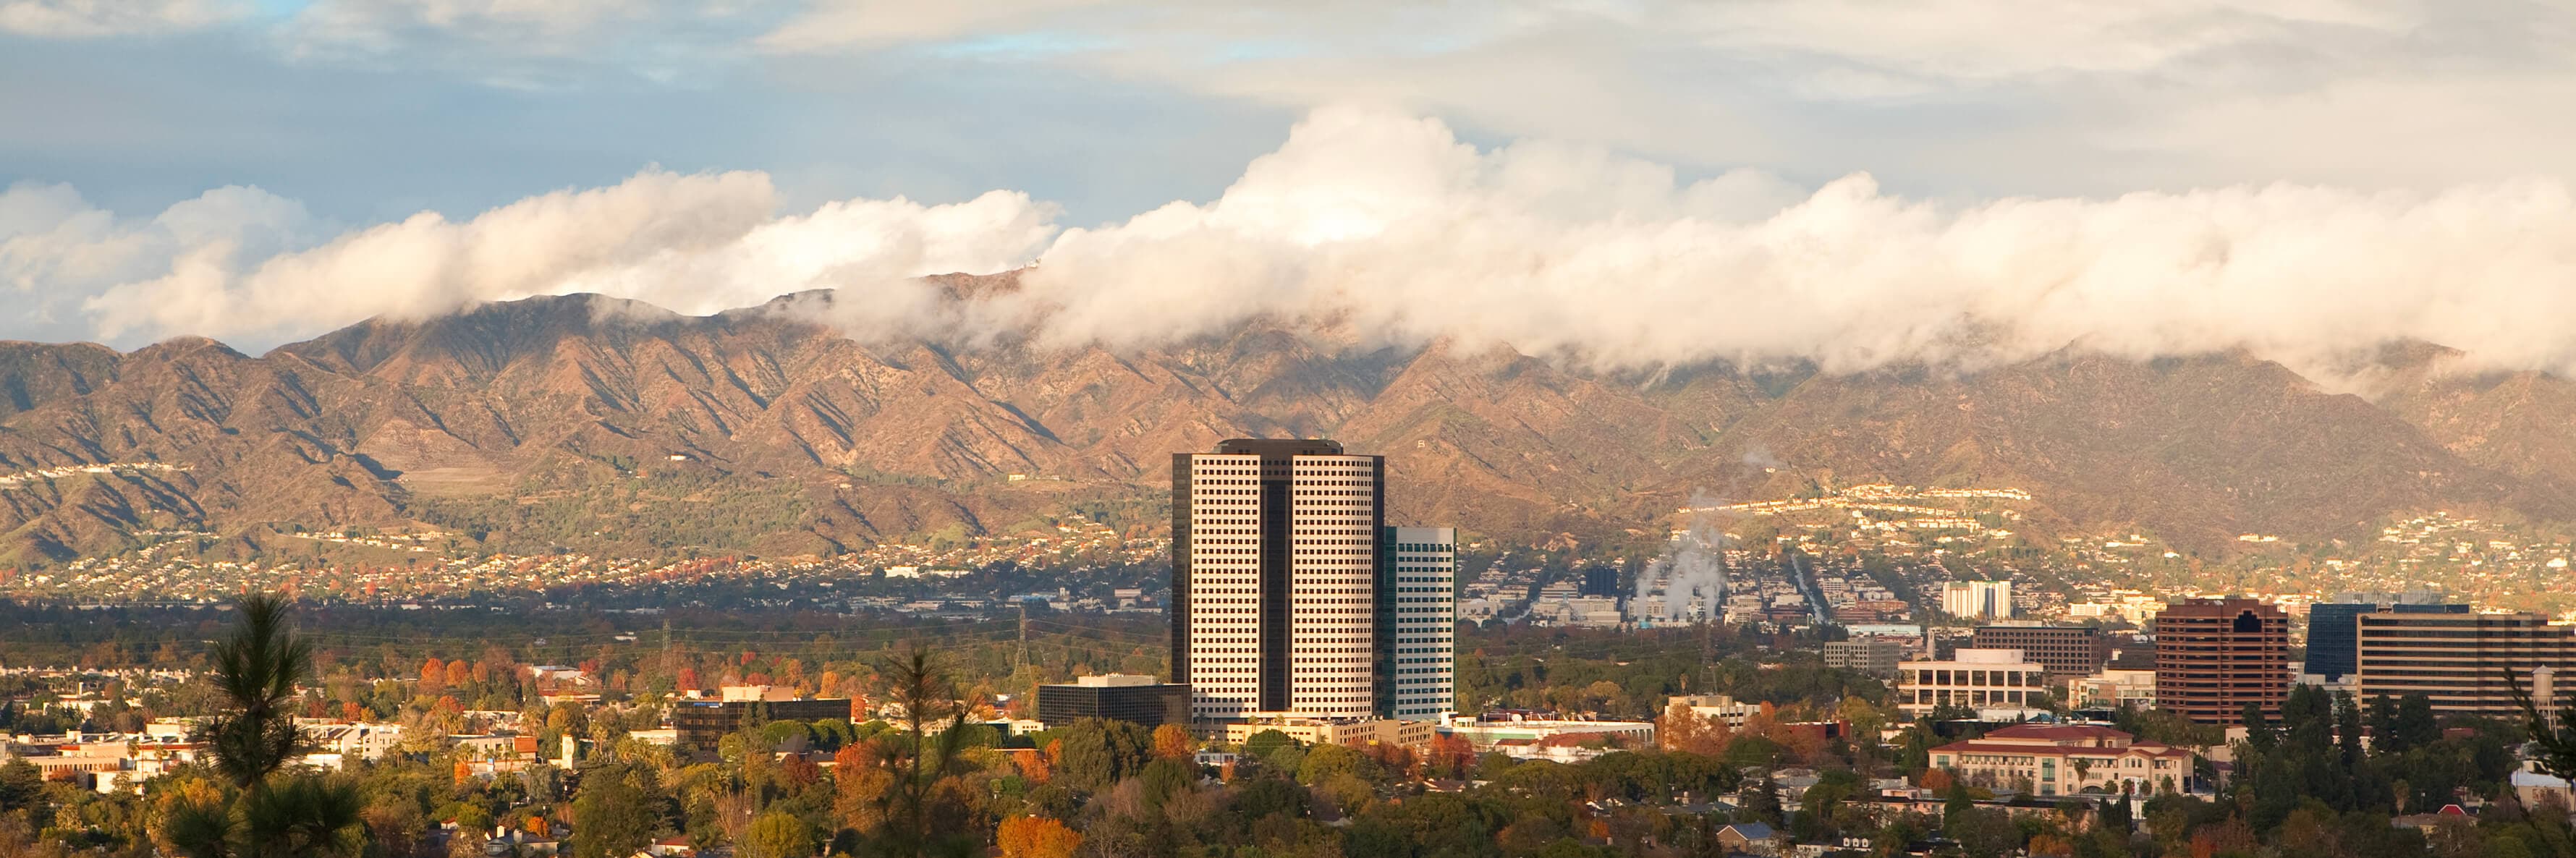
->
6;0;2576;372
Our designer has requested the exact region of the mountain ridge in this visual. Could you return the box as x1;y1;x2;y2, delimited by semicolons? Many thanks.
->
6;281;2575;565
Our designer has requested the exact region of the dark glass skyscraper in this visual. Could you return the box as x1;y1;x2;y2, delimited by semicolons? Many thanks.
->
2306;596;2469;681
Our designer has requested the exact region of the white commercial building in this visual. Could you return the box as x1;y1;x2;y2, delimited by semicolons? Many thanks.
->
1897;648;2050;716
1942;580;2014;619
2064;668;2158;709
1383;527;1457;720
1668;694;1761;729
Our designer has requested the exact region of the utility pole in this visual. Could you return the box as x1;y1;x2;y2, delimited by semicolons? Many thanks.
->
1017;602;1030;676
661;616;674;681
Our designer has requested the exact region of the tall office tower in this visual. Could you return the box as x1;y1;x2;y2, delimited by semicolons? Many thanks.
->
2356;611;2576;719
2305;593;2468;682
1172;439;1386;721
1943;580;2014;619
2153;598;2289;726
1378;527;1457;719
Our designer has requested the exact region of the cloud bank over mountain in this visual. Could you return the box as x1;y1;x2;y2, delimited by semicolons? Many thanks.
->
11;106;2576;383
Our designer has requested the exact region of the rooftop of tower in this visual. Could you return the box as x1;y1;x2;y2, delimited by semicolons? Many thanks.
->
1213;438;1346;456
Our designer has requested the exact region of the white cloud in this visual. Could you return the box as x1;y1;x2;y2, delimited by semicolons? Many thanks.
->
1664;0;2418;85
1001;107;2576;381
286;0;654;55
27;107;2576;387
3;182;308;297
0;0;242;37
61;169;1059;347
746;0;2576;191
24;0;2572;197
756;0;1106;52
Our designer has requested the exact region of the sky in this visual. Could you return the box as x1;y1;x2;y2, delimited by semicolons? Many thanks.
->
6;0;2576;381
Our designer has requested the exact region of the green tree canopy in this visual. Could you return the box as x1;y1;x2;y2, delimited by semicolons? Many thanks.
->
570;762;664;858
1052;718;1151;793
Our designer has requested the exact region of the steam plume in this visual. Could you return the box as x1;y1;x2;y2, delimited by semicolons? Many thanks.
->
1632;493;1730;622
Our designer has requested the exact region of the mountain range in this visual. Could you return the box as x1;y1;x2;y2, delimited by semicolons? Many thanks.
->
5;273;2574;566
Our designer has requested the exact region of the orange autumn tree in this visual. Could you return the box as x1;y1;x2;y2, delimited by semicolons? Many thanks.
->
1425;734;1477;779
832;744;894;838
1657;699;1734;757
1014;747;1052;784
1152;723;1196;760
996;815;1082;858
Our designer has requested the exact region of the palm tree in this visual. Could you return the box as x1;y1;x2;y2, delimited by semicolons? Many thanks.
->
162;595;365;858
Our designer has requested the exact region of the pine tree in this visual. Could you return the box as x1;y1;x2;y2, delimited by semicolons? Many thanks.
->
161;595;365;857
1740;769;1784;826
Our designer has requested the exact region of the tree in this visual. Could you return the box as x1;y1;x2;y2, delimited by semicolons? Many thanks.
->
2373;693;2439;755
1140;757;1197;810
2334;691;2366;768
570;762;661;858
1658;700;1734;757
0;760;38;812
1151;723;1195;760
1052;718;1150;792
1297;743;1370;786
831;743;894;838
1738;769;1783;826
862;644;975;858
744;810;815;858
1793;770;1861;844
1946;806;2021;858
996;815;1082;858
2242;700;2278;751
161;595;365;858
1425;734;1478;780
1242;729;1296;760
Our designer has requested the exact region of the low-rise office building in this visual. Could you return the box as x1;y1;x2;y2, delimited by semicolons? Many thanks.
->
1971;623;2109;679
1897;648;2050;715
1035;674;1192;729
1667;693;1761;730
671;698;854;756
2064;668;2157;710
1825;637;1905;677
1223;716;1435;749
1438;713;1656;752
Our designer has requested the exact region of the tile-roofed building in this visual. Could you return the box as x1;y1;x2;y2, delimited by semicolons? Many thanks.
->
1928;723;2192;797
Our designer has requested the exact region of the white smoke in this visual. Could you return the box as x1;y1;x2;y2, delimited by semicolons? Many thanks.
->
1632;495;1730;623
16;104;2576;386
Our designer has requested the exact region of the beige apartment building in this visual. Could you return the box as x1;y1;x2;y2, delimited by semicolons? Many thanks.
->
1223;716;1436;749
2355;611;2576;719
